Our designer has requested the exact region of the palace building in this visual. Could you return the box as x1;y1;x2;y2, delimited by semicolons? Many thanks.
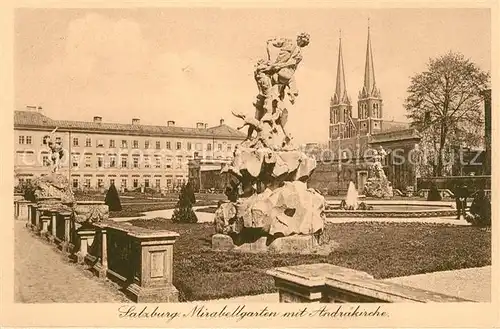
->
309;25;421;193
14;107;245;191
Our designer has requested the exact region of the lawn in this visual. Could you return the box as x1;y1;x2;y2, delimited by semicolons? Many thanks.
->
128;218;491;301
108;200;219;218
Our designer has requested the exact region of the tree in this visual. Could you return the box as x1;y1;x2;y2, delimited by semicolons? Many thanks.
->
105;183;122;211
405;51;490;176
171;183;198;223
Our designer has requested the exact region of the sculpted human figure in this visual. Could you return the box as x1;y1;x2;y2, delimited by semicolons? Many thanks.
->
47;128;64;173
266;32;310;104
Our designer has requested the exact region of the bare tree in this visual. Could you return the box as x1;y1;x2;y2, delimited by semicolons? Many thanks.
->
405;51;489;176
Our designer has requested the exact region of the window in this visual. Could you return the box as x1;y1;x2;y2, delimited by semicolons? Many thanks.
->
26;178;32;184
121;179;127;188
145;140;150;149
207;143;212;151
156;141;161;149
43;135;50;145
121;157;128;168
85;179;91;188
176;157;182;169
97;179;104;188
97;156;103;168
133;157;139;168
26;136;32;144
133;179;139;188
227;144;232;151
73;138;79;146
166;141;171;150
72;155;79;167
72;179;79;188
165;158;172;169
144;179;150;188
155;157;161;168
109;156;116;168
18;136;25;144
109;139;115;148
187;142;192;151
42;156;50;166
176;142;182;150
85;156;92;168
85;138;92;147
166;179;172;187
121;140;127;148
133;140;139;148
109;178;115;186
144;156;151;168
194;152;200;159
218;143;222;151
97;139;104;147
177;178;182;186
155;179;161;188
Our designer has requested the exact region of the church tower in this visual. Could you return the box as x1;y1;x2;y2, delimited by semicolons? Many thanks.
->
330;32;354;141
357;22;383;135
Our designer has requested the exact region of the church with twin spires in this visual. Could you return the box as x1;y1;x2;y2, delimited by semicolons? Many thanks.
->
308;24;422;194
329;25;384;141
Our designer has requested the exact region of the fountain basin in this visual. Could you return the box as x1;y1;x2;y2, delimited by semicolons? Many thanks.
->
325;200;456;218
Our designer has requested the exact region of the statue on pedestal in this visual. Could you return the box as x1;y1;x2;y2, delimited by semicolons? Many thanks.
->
47;128;64;173
214;34;328;254
364;146;393;198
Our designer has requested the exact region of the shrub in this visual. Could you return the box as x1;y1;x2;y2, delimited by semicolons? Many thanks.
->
16;181;36;202
171;183;198;223
105;183;122;211
427;184;442;201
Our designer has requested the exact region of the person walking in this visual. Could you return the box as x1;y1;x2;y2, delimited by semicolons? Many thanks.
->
454;183;468;219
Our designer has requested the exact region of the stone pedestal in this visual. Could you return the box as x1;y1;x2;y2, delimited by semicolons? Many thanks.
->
75;228;96;264
126;229;180;302
40;215;50;236
17;200;31;221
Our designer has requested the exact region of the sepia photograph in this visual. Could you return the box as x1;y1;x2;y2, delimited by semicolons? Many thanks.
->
4;3;497;326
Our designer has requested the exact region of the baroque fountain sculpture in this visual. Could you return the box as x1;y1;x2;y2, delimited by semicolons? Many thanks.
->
213;33;327;253
31;128;108;225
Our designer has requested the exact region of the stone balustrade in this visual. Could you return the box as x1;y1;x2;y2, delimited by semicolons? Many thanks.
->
15;200;33;221
267;263;472;303
83;221;180;302
21;199;180;303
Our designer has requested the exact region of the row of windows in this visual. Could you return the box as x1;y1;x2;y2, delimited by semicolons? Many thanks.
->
18;135;234;152
71;177;187;189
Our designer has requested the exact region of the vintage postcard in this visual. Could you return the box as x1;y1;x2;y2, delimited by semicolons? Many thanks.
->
1;1;498;328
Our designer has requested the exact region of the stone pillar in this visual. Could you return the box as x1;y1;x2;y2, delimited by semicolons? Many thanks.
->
60;212;72;253
76;228;96;264
91;224;108;279
17;201;30;221
40;215;50;236
49;211;57;242
126;230;179;302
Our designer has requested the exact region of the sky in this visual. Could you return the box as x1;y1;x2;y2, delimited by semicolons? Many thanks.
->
14;8;491;144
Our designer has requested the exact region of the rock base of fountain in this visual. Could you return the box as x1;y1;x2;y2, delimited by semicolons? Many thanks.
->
364;177;394;199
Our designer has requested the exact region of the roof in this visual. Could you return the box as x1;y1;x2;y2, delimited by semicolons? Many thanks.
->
14;110;246;140
370;128;421;143
382;120;411;132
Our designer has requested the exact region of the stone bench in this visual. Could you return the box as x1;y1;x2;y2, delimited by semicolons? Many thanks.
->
82;221;180;303
267;263;472;303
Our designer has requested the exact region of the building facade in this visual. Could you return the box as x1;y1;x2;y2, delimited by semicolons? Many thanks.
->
14;107;245;192
309;25;421;194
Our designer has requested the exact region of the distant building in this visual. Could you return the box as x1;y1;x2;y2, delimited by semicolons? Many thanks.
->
309;25;421;193
14;107;245;191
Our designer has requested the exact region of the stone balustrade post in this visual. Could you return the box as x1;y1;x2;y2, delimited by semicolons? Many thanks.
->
102;221;180;303
75;227;96;264
49;210;57;242
40;214;51;237
17;201;30;222
60;211;72;253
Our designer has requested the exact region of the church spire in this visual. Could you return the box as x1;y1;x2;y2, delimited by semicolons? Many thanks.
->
332;30;350;105
361;19;379;98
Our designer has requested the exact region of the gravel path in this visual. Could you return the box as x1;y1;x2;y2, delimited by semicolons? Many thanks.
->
14;221;130;303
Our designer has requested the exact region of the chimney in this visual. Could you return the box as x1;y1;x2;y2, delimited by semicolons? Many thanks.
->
93;116;102;123
220;118;224;125
26;105;37;111
132;118;140;125
196;122;205;129
204;123;208;129
167;120;175;127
